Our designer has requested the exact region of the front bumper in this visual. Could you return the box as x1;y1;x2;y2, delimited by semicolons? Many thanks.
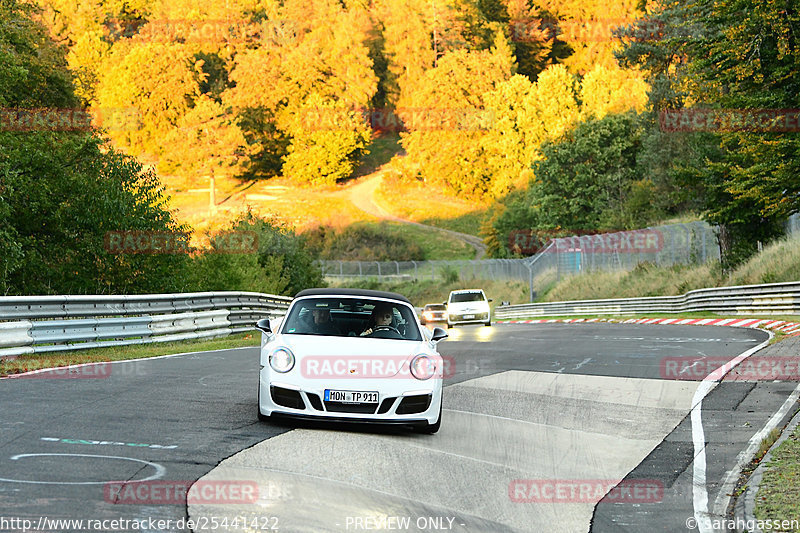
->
448;312;490;325
259;373;442;424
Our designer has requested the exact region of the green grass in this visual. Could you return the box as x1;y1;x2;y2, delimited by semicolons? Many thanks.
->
379;221;475;260
352;133;402;178
0;332;260;377
754;423;800;532
538;235;800;303
420;209;488;236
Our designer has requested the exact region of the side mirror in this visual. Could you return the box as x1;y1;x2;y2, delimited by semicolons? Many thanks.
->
255;318;272;334
488;298;493;302
431;327;448;343
442;302;448;306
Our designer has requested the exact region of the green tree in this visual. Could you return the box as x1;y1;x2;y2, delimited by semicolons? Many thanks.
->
1;0;191;295
488;113;649;255
616;0;799;268
227;213;324;296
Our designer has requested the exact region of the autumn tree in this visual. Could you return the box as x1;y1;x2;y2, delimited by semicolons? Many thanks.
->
617;0;800;268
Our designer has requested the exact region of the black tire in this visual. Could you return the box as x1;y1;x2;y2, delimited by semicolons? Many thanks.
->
484;320;491;327
416;400;442;434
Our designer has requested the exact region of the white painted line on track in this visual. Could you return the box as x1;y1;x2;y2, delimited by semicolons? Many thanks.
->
711;381;800;520
0;453;166;484
691;331;773;533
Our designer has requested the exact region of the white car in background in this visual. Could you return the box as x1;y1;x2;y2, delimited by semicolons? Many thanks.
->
446;289;492;328
256;288;448;433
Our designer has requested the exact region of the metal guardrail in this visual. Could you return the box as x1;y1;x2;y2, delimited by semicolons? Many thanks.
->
0;291;292;359
495;281;800;319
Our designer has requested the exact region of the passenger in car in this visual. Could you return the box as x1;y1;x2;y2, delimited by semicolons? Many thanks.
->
310;308;341;335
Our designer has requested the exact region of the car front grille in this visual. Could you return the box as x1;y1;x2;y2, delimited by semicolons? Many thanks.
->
396;394;432;414
271;386;305;410
377;397;396;414
306;393;324;411
324;401;378;414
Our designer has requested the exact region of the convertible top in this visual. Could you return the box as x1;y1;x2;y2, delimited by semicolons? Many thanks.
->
294;287;412;305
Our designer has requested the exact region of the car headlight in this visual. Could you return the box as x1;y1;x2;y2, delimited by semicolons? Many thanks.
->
410;354;436;380
269;347;295;373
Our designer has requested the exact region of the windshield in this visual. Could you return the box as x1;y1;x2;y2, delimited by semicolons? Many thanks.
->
450;292;486;303
281;297;422;341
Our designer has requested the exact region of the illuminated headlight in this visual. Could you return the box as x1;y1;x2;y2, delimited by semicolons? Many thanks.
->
269;347;295;373
410;354;436;380
423;312;434;320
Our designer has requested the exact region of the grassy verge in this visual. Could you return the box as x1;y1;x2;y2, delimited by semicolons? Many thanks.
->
328;277;529;309
538;236;800;303
379;221;474;260
352;133;402;178
375;171;489;237
0;332;259;377
754;423;800;531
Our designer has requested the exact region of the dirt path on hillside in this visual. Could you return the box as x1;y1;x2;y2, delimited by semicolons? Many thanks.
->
346;171;487;259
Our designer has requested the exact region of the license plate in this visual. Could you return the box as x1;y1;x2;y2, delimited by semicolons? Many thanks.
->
325;389;379;403
463;314;475;319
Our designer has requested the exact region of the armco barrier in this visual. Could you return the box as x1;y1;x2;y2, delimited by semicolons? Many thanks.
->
0;291;291;359
495;281;800;320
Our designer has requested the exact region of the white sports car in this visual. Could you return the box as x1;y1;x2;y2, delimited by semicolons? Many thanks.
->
256;288;448;433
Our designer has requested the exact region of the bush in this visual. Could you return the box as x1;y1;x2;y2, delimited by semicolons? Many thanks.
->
304;223;425;261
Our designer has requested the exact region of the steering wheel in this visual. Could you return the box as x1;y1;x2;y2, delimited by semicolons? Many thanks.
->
373;324;401;335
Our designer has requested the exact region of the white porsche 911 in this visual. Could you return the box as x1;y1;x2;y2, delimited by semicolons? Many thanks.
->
255;288;448;433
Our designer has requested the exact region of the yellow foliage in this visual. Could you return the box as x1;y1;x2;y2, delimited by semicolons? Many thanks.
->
579;64;649;119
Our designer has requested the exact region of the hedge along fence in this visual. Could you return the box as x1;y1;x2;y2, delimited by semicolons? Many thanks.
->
0;292;291;359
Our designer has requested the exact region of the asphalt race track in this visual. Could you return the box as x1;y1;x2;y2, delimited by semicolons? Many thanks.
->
1;323;797;533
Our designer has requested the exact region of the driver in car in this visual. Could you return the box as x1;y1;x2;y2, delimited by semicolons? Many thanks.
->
360;304;394;336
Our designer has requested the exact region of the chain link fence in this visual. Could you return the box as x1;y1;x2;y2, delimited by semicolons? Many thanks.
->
320;217;800;301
